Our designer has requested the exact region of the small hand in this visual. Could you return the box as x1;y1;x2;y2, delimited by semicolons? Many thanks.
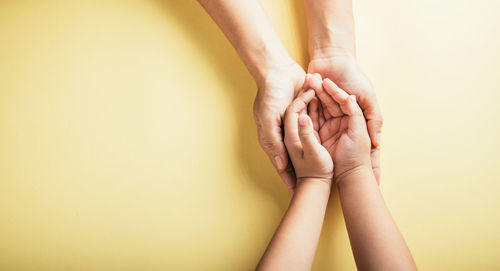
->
253;62;307;195
307;76;371;184
308;53;382;182
283;90;334;184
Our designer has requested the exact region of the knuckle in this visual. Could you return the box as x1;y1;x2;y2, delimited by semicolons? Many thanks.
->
258;134;280;154
373;118;384;128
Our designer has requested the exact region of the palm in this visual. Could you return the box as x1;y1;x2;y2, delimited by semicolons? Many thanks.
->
319;117;348;161
308;54;382;182
312;113;357;179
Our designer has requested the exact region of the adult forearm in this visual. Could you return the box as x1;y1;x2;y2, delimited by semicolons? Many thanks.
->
257;178;330;271
304;0;356;58
198;0;294;83
338;168;416;270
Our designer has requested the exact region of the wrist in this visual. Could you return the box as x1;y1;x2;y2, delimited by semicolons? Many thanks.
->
310;45;355;62
335;165;374;189
308;20;355;60
295;177;332;195
253;57;298;88
246;41;296;85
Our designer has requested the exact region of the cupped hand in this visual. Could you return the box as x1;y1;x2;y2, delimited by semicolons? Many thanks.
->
308;52;383;182
283;90;333;184
307;75;372;184
253;62;308;196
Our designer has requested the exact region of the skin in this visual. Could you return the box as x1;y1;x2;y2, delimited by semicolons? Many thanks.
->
312;78;417;271
198;0;307;195
305;0;384;182
257;90;333;271
198;1;405;269
258;82;415;270
199;0;383;191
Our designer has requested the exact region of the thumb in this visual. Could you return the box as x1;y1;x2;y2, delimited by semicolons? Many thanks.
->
298;114;321;155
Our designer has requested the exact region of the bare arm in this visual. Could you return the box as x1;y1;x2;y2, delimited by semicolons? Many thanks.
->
257;178;330;271
338;168;417;270
198;0;307;195
257;89;334;270
304;0;356;57
198;0;293;82
309;77;416;270
304;0;383;182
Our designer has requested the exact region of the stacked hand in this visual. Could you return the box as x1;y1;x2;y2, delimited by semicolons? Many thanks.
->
198;1;416;269
254;55;382;194
283;73;372;186
308;52;383;182
253;62;307;195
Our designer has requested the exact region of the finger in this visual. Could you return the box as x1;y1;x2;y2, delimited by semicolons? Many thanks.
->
309;74;342;117
295;73;313;97
371;147;381;184
256;113;293;178
346;95;368;134
284;89;316;149
279;163;297;196
323;79;363;117
308;97;320;131
362;96;384;147
257;121;298;194
298;114;323;155
318;101;326;126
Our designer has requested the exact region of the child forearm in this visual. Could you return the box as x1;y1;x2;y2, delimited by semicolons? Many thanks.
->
257;178;331;271
338;167;417;271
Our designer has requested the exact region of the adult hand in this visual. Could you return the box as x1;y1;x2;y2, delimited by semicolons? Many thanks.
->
308;51;383;182
253;62;307;196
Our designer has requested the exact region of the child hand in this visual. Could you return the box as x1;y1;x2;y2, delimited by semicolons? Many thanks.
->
283;90;334;184
308;75;372;185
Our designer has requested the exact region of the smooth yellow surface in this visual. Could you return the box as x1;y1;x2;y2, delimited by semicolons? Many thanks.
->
1;0;500;270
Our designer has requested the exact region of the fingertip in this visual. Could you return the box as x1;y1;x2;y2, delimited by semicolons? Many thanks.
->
371;130;381;147
323;78;335;88
309;75;322;91
349;95;357;105
298;114;309;127
322;78;339;94
367;118;383;147
302;88;316;100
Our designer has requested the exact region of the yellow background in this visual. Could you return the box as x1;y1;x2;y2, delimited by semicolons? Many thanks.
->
1;0;500;270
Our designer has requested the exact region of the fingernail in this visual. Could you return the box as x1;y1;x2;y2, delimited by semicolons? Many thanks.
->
299;115;308;126
274;156;285;170
376;133;381;146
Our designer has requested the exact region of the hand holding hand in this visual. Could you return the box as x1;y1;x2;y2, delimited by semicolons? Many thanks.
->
307;74;371;185
253;62;307;195
283;90;334;185
308;53;382;181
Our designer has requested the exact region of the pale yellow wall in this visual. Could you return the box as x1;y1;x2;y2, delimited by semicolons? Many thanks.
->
1;0;499;270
